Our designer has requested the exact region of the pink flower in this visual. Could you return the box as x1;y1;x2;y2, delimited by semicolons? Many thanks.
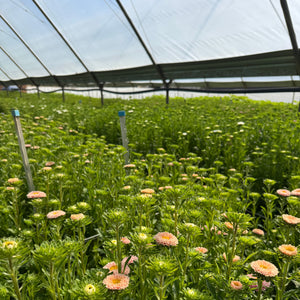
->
103;274;129;290
250;260;279;277
141;188;155;194
103;261;130;275
252;229;264;236
276;189;291;197
195;247;208;254
70;213;85;221
223;253;240;262
249;280;271;291
291;188;300;196
165;186;173;189
278;244;297;256
45;161;55;167
154;232;178;246
231;281;243;290
121;237;131;244
282;214;300;225
124;164;136;168
27;191;47;199
47;210;66;219
122;255;138;265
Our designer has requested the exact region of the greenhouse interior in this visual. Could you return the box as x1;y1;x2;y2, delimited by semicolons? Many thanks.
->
0;1;299;299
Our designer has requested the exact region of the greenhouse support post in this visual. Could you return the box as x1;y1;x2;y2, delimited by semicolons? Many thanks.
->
62;86;65;102
11;109;35;192
118;110;129;164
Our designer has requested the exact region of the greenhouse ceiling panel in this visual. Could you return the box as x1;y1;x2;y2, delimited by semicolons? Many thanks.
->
0;0;299;91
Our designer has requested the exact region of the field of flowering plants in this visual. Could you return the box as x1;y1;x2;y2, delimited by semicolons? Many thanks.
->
0;92;299;299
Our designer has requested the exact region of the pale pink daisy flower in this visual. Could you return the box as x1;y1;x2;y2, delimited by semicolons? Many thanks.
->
278;244;297;256
252;228;264;236
141;188;155;194
291;188;300;196
282;214;300;225
27;191;46;199
246;274;257;280
223;253;240;262
103;261;130;275
250;260;279;277
7;178;21;184
154;232;178;246
122;255;138;265
45;161;55;167
70;213;85;221
195;247;208;254
230;281;243;290
42;167;52;171
158;187;164;191
248;277;271;291
103;274;129;290
124;164;136;168
277;189;291;197
25;144;31;148
224;222;233;230
122;186;131;190
47;210;66;219
165;186;173;189
121;237;131;244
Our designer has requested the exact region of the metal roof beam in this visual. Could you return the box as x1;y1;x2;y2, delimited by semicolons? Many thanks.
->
280;0;300;74
0;65;22;90
0;46;38;87
115;0;167;85
0;15;62;87
32;0;101;87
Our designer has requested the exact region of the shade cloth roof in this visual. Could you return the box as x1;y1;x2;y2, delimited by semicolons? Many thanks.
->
0;0;300;92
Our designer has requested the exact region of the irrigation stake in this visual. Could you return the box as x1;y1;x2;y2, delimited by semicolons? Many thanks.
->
11;109;35;192
118;110;129;164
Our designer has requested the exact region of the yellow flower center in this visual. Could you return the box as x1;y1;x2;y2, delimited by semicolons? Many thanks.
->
110;265;118;271
162;235;170;240
284;245;295;251
3;241;17;249
112;278;121;284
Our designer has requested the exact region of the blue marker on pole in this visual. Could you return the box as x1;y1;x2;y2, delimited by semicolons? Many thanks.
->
11;109;20;117
118;110;125;117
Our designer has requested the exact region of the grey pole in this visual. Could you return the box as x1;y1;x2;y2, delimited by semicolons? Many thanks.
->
11;109;35;192
62;86;65;102
118;110;129;164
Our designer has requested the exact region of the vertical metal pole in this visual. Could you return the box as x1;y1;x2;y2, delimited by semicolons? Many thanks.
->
37;85;40;99
19;86;22;97
165;80;172;105
62;86;65;102
118;110;129;164
11;109;35;192
99;84;104;106
166;85;169;105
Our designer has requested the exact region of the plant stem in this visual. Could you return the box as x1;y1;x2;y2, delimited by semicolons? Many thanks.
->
256;277;263;300
159;275;165;300
50;262;57;300
183;233;190;282
8;257;22;300
226;225;237;282
116;225;121;273
277;259;290;300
